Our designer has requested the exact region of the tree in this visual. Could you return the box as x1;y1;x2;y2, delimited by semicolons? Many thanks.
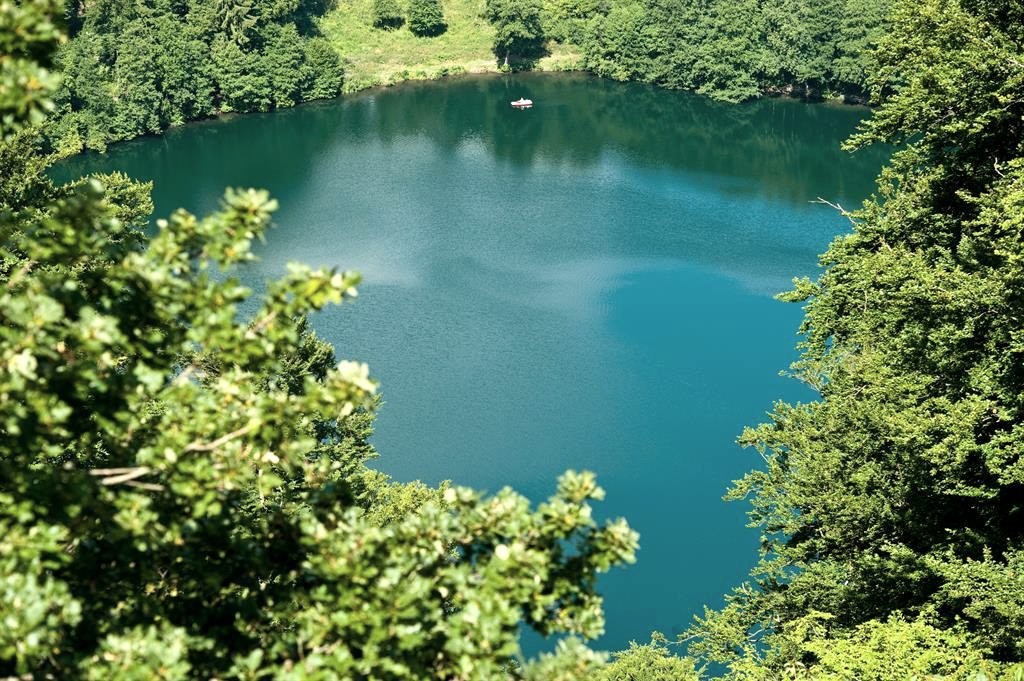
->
485;0;545;67
106;16;214;138
687;0;763;101
407;0;445;36
210;36;272;111
215;0;258;45
578;0;888;102
1;2;639;677
46;0;343;152
259;22;307;108
580;2;652;82
760;0;839;97
21;0;1024;676
372;0;404;29
831;0;888;93
687;0;1024;674
539;0;601;44
598;634;699;681
299;36;344;100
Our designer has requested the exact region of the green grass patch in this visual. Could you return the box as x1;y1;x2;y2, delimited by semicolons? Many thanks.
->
320;0;582;91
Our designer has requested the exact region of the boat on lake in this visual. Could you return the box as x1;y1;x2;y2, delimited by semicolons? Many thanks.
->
511;98;533;109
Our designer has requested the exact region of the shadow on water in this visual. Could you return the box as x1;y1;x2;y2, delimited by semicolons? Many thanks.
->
56;72;886;206
52;73;889;654
54;72;888;299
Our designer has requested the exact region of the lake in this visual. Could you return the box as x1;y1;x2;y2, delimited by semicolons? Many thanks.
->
54;72;888;652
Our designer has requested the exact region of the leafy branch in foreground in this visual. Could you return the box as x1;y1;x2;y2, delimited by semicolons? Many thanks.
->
0;174;639;678
0;3;637;677
686;0;1024;677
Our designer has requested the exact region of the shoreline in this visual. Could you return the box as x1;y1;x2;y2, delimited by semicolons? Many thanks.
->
51;67;870;162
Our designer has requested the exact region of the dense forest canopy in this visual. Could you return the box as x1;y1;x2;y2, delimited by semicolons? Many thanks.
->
49;0;890;152
3;0;1024;677
579;0;888;102
50;0;344;153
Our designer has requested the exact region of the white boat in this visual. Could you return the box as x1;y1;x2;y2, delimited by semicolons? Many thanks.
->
511;98;533;109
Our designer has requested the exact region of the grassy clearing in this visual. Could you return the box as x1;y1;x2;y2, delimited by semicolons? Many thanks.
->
319;0;581;92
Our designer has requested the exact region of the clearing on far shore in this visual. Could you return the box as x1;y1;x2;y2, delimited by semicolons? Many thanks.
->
320;0;582;92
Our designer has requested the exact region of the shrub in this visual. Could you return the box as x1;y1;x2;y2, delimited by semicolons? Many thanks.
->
372;0;404;29
407;0;446;36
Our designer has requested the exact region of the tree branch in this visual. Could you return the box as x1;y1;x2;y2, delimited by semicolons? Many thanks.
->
811;197;856;226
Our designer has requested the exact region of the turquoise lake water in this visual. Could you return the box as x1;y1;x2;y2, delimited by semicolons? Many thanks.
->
55;72;888;652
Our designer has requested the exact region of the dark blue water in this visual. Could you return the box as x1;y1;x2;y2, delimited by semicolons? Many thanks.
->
54;72;886;651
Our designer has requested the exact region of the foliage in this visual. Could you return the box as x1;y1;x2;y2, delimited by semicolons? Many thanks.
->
597;634;699;680
373;0;405;29
0;130;53;213
521;632;698;680
801;618;984;680
539;0;598;44
0;5;640;678
407;0;447;36
581;0;889;102
210;36;272;112
11;0;1024;677
0;0;63;137
301;36;345;99
522;638;609;680
48;0;344;153
724;615;1011;681
43;0;895;126
485;0;545;66
686;0;1024;675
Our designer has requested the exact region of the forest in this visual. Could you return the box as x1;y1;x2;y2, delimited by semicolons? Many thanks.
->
48;0;345;153
47;0;888;153
578;0;887;102
3;0;1024;678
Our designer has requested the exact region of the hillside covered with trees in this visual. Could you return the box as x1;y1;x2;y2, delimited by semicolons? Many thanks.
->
4;0;1024;677
49;0;890;153
579;0;887;102
49;0;345;153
